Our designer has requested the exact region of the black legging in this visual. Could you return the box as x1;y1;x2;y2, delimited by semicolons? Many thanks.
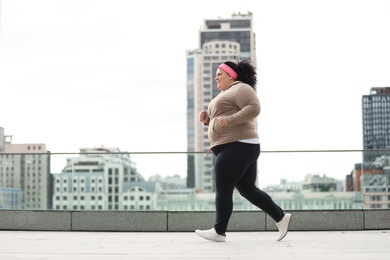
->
211;142;285;235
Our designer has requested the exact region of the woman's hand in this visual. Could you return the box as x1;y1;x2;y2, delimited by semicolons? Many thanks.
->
217;116;229;127
199;111;210;125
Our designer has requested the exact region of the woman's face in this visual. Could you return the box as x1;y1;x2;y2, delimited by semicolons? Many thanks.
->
215;68;234;91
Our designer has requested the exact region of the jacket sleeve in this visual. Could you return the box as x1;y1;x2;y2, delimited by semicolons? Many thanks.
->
227;85;260;126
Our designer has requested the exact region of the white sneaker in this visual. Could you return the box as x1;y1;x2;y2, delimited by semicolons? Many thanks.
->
195;228;226;242
276;213;292;241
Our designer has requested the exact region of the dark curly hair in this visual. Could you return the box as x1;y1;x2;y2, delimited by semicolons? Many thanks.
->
223;59;257;88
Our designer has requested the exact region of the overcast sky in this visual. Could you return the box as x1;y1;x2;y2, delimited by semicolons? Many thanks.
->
1;0;390;187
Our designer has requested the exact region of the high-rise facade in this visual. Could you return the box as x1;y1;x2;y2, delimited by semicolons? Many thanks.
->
0;127;52;209
362;87;390;163
360;87;390;209
186;12;257;192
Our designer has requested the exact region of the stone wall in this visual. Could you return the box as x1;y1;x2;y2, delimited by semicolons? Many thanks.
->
0;210;389;231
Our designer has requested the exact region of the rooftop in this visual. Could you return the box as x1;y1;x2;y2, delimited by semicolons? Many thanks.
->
1;230;388;259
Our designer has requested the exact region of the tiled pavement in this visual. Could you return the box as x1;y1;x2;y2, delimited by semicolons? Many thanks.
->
0;230;389;259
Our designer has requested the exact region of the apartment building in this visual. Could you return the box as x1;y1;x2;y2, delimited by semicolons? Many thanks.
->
0;127;52;209
52;147;160;210
359;155;390;209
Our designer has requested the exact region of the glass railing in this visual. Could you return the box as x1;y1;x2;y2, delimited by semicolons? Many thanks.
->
1;149;389;211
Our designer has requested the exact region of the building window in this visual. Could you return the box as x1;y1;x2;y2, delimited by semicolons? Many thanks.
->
370;204;382;209
370;195;382;201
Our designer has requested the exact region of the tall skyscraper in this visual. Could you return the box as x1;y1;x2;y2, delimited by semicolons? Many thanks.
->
186;12;257;192
362;87;390;163
360;87;390;209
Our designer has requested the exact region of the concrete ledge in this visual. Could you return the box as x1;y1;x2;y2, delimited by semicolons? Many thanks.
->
228;211;266;231
0;210;389;231
167;211;266;231
364;209;390;230
0;210;71;231
168;211;214;232
72;211;167;231
266;210;365;231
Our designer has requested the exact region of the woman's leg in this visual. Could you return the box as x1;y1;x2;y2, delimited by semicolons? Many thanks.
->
235;144;285;222
212;142;262;234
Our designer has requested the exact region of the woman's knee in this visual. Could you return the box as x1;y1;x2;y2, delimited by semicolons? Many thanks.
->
236;186;255;198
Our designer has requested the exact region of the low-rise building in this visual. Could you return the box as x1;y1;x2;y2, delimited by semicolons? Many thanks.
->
52;146;159;210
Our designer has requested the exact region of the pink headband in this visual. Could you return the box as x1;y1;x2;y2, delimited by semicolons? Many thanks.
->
218;64;238;80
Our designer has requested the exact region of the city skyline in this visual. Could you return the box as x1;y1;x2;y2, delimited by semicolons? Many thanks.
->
1;1;390;187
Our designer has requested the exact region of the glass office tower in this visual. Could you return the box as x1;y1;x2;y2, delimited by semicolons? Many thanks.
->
362;87;390;163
